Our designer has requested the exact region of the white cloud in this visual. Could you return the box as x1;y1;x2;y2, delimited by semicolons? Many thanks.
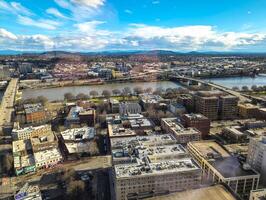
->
247;11;252;15
54;0;105;20
17;15;61;30
0;28;17;40
0;1;33;16
70;0;105;8
152;1;160;5
1;25;266;52
74;21;105;32
46;8;69;19
124;9;133;14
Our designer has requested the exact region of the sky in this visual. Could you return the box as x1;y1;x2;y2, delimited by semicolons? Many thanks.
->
1;0;266;52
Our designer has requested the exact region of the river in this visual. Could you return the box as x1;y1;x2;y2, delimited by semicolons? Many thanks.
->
21;76;266;101
22;81;181;101
204;75;266;89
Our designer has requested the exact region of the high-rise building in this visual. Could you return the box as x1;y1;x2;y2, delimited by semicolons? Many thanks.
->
194;91;238;120
247;137;266;184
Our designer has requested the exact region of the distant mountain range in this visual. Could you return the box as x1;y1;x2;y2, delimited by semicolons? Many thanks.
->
1;50;266;56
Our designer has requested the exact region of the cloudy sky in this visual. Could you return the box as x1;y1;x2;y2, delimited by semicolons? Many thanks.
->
1;0;266;52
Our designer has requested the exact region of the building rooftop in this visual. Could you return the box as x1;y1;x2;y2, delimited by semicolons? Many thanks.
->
61;127;95;141
13;140;32;154
111;134;177;150
30;131;56;148
14;154;35;169
146;185;237;200
15;183;42;200
183;113;209;120
189;140;259;178
114;158;200;179
139;93;163;104
189;140;230;159
34;148;62;163
129;118;153;129
64;142;90;154
210;156;257;178
162;118;184;131
24;103;44;114
250;189;266;200
108;124;137;138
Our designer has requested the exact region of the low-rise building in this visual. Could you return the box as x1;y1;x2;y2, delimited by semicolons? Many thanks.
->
113;158;201;200
14;183;42;200
12;124;52;140
161;118;201;144
109;98;120;113
238;103;259;119
30;131;58;152
222;126;247;143
24;103;46;124
168;103;186;116
181;113;210;138
60;127;96;157
139;93;164;109
13;140;36;176
34;148;63;169
119;102;142;116
187;140;260;198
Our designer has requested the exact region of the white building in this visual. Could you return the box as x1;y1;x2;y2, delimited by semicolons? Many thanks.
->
12;125;52;140
113;158;201;200
247;137;266;184
119;102;142;116
34;148;63;169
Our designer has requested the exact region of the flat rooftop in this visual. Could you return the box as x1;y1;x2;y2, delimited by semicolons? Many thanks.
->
162;118;184;131
250;189;266;200
61;127;95;141
65;142;90;154
190;140;230;159
34;148;62;163
183;113;209;120
24;103;44;114
108;124;136;138
111;134;177;150
210;156;257;178
146;185;237;200
129;118;153;129
115;158;200;179
13;139;32;153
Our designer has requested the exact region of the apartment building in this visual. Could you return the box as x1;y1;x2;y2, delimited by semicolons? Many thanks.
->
187;140;260;198
119;102;142;116
219;95;239;120
24;103;46;124
177;94;194;112
238;103;259;119
194;91;238;120
181;113;210;138
12;140;36;175
34;148;63;169
161;118;201;144
12;124;52;140
30;131;58;152
247;137;266;184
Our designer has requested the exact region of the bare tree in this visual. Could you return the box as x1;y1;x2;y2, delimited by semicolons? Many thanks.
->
90;90;98;97
112;89;121;96
67;180;86;200
64;93;75;101
102;90;111;98
133;86;144;95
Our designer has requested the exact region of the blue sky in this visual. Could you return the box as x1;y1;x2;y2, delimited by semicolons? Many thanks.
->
1;0;266;52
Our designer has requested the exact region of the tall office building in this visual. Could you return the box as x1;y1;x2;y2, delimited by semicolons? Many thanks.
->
247;137;266;184
194;91;238;120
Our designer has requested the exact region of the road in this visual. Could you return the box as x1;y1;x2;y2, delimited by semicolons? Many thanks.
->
0;78;18;134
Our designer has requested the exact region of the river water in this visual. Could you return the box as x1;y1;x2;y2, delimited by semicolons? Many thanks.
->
21;76;266;101
22;81;181;101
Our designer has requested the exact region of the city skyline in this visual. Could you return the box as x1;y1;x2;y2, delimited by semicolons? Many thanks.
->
1;0;266;52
